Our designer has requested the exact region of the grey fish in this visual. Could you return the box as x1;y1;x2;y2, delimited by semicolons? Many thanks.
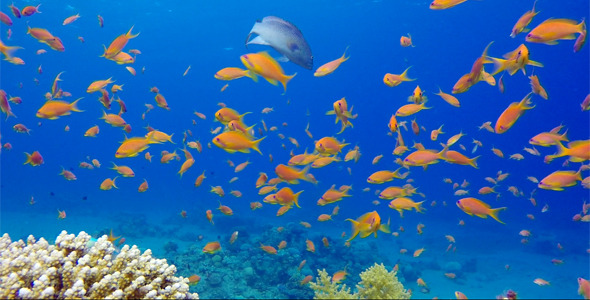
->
246;16;313;70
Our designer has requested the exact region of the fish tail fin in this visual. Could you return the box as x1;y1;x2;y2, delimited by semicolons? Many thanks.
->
489;207;507;224
168;133;175;144
401;66;416;81
521;93;535;110
489;57;508;76
126;25;140;39
293;191;303;208
112;176;119;189
341;45;350;61
246;70;259;82
100;45;107;57
70;97;84;112
345;219;360;242
280;73;297;94
470;155;481;169
23;152;32;165
251;136;266;155
379;223;391;234
415;201;426;213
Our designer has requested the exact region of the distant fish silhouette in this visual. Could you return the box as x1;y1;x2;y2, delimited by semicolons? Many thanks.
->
246;16;313;70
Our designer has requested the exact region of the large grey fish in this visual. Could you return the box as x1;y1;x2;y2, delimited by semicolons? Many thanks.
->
246;16;313;70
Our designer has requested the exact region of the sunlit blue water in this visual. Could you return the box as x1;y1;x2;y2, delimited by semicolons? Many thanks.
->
1;0;589;299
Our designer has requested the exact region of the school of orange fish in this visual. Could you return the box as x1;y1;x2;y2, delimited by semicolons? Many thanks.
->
1;0;589;298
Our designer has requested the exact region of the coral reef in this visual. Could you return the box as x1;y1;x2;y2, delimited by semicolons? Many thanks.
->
310;263;409;299
309;269;358;299
0;230;198;299
356;263;410;299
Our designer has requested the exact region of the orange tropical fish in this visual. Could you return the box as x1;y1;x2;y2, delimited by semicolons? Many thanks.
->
115;132;161;158
408;85;427;104
545;140;590;163
102;26;139;59
345;211;390;242
21;4;41;16
240;51;296;93
388;197;425;217
383;67;415;87
511;1;539;38
212;131;265;155
110;162;135;177
395;102;430;117
488;44;543;76
100;177;118;190
84;125;100;137
367;168;408;184
318;185;352;205
403;147;448;168
274;187;303;208
59;167;77;180
435;88;460;107
456;197;506;224
315;136;349;155
413;248;425;257
260;243;278;255
429;0;468;9
275;164;314;184
314;46;349;77
24;151;44;166
400;34;414;47
444;151;480;168
300;275;313;285
214;67;257;81
494;93;534;134
538;168;582;191
305;239;315;253
206;210;214;224
36;98;83;119
87;78;114;93
529;75;548;100
526;18;587;52
202;241;221;254
63;14;81;26
138;179;149;192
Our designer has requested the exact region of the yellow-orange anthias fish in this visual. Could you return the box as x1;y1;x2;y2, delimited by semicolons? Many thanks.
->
314;46;349;77
526;18;587;52
456;197;506;224
240;51;296;93
102;26;139;59
494;93;534;134
212;131;265;155
36;98;83;119
345;211;390;242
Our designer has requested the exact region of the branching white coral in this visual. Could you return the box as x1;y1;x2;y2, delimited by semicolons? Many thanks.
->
0;231;199;299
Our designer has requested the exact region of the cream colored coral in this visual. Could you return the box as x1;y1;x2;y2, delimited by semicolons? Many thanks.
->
0;231;198;299
356;263;410;299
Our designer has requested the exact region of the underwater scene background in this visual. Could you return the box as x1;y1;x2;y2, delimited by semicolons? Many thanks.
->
1;0;589;298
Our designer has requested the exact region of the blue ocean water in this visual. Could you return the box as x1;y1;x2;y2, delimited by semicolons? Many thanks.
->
1;0;589;298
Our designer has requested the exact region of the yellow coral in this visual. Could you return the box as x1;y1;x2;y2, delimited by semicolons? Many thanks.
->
356;263;410;299
0;231;199;299
309;269;358;299
309;263;409;300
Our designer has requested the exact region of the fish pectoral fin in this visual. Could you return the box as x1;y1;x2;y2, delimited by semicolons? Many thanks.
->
475;213;488;218
247;35;271;46
359;231;372;239
276;55;290;62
